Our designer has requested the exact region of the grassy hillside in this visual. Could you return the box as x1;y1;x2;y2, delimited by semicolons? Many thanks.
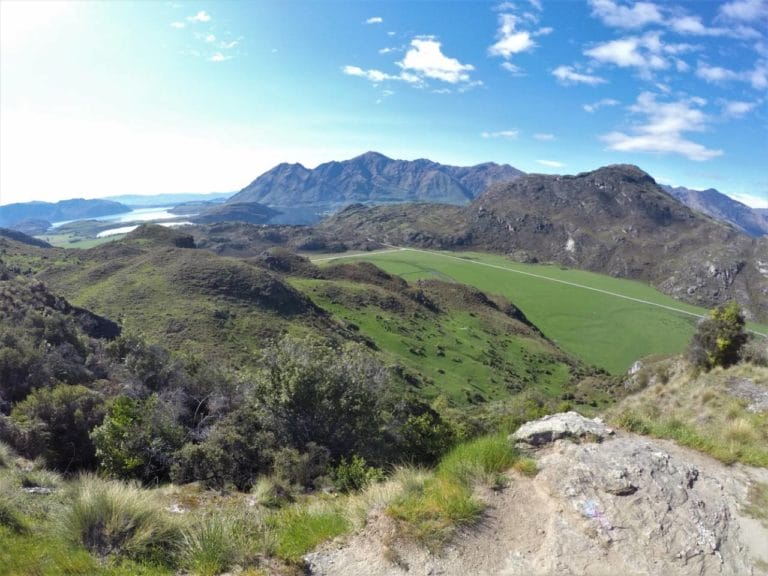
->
3;227;606;410
608;359;768;467
312;248;768;374
289;274;601;406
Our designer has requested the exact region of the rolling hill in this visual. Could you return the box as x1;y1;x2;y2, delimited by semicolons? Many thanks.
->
1;225;602;409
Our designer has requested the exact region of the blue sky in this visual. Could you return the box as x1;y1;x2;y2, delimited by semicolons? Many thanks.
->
1;0;766;207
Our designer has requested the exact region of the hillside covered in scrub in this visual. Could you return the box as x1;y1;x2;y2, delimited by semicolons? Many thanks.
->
1;223;767;575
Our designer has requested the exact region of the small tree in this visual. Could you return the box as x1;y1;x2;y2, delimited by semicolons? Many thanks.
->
688;302;748;370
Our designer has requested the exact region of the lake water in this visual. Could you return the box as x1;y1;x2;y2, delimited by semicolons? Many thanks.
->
52;207;186;228
96;221;194;238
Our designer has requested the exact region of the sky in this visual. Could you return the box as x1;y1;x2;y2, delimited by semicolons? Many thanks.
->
0;0;766;208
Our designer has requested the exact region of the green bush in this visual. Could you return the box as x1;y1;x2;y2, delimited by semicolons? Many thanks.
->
170;405;275;490
10;384;106;471
63;474;183;562
91;395;184;484
688;302;748;370
333;455;384;493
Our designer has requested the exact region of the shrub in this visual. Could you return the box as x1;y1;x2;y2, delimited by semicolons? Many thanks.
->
91;394;184;484
171;405;275;490
687;302;748;370
333;455;385;493
63;474;183;562
10;384;106;472
272;443;330;489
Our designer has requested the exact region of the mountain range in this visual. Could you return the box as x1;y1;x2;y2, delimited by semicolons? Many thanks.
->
661;184;768;237
311;165;768;322
228;151;524;208
0;198;130;229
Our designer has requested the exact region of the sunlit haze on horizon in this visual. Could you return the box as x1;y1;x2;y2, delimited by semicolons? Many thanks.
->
1;0;766;207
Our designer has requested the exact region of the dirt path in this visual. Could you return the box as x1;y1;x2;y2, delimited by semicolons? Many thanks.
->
306;429;768;576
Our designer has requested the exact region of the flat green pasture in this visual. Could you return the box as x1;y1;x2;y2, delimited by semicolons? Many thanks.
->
312;248;768;374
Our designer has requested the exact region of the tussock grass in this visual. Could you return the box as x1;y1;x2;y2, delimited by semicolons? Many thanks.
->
0;441;13;468
63;474;183;562
609;361;768;467
387;434;519;547
743;482;768;528
272;501;350;563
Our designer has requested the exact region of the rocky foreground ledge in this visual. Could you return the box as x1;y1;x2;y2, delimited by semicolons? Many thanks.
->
307;412;768;576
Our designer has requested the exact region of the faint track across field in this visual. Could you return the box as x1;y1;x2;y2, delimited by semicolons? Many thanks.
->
311;246;768;338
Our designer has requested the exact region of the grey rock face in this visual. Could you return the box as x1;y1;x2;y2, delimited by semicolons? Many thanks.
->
511;411;614;446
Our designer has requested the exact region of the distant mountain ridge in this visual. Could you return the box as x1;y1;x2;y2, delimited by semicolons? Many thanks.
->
228;151;524;207
314;165;768;322
0;198;130;229
661;184;768;237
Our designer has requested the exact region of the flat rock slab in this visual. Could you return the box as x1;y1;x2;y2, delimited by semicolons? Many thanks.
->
510;411;614;447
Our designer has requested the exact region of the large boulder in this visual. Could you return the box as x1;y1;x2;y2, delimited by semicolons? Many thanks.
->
510;411;614;447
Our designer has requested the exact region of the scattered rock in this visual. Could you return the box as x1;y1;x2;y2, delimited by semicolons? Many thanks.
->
727;377;768;413
510;411;614;447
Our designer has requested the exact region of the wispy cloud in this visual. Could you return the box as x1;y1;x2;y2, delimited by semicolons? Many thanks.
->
718;0;768;22
205;34;216;43
537;159;565;167
552;65;606;85
170;21;185;29
721;99;759;117
583;98;620;112
366;16;383;24
600;92;722;161
501;62;525;75
729;192;768;209
534;133;556;141
588;0;663;29
481;130;519;139
209;52;231;63
398;38;474;84
489;14;536;58
696;61;768;89
343;65;419;84
187;10;211;23
584;32;694;79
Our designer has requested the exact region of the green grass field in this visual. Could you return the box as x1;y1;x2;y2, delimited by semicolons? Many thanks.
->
290;277;587;406
312;248;768;374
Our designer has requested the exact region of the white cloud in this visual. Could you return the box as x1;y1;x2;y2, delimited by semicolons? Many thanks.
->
489;14;536;58
588;0;663;28
342;65;421;85
220;40;238;50
584;32;693;78
170;21;185;29
722;100;758;117
600;92;722;161
584;98;620;112
553;65;606;85
398;38;474;84
696;62;740;82
696;61;768;89
205;34;216;43
209;52;231;63
366;16;383;24
481;130;519;139
537;159;565;167
501;62;525;75
534;133;556;141
719;0;768;21
187;10;211;23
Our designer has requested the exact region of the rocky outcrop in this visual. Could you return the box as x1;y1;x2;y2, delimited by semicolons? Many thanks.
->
511;411;614;446
307;412;768;576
